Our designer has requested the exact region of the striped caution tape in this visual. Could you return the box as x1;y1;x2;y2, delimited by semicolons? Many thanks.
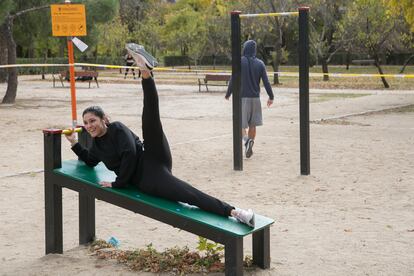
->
276;72;414;78
0;62;413;78
74;62;232;73
0;63;68;68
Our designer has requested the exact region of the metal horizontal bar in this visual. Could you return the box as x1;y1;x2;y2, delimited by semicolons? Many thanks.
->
240;11;299;18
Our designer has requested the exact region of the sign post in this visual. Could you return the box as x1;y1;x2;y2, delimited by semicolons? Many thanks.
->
50;2;87;128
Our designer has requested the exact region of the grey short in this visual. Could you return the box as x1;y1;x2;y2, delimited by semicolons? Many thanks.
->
242;97;263;128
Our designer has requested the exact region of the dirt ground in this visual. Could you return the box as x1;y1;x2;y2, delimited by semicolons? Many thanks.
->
0;74;413;275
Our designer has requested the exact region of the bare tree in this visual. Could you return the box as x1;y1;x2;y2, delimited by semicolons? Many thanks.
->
238;0;294;85
341;0;408;88
1;5;49;104
308;0;350;81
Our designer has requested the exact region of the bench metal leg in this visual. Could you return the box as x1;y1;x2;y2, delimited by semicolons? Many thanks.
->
44;131;63;254
79;193;95;244
225;237;243;276
45;182;63;254
252;227;270;268
95;78;99;88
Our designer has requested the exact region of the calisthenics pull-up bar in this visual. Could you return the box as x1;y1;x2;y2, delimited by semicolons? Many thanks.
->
239;11;299;18
61;127;82;135
230;7;310;175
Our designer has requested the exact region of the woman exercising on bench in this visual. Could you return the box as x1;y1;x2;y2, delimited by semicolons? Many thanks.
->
65;44;255;227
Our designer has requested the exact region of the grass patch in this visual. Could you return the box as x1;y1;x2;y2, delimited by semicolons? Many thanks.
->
364;104;414;115
312;93;370;103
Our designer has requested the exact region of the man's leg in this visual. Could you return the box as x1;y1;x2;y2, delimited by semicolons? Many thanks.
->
245;126;256;158
242;128;249;144
248;126;256;140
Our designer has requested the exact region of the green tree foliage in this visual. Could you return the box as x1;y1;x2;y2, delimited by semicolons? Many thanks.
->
384;0;414;32
96;16;129;59
0;0;117;104
157;0;234;66
306;0;351;81
162;0;210;60
82;0;119;58
231;0;297;84
0;1;14;25
340;0;407;88
0;0;52;103
0;0;15;82
128;1;170;57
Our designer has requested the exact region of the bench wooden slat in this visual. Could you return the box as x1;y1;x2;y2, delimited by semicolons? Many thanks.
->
54;160;274;237
351;59;375;65
198;74;231;92
52;70;99;88
205;74;231;81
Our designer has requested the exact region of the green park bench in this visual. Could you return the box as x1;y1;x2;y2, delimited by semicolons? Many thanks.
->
43;128;274;276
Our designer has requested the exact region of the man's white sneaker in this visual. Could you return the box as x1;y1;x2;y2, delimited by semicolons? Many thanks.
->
233;208;255;227
245;139;254;158
125;43;158;70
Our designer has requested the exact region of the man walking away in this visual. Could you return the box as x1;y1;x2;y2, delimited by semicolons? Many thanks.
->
225;40;274;158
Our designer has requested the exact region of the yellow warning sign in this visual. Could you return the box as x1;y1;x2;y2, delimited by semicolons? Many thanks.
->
51;4;87;37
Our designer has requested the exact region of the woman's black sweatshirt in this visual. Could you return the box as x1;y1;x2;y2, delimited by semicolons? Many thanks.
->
71;121;144;188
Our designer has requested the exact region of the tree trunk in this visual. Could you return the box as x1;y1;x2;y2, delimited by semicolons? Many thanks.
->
345;51;350;70
399;54;414;74
272;18;282;85
374;57;389;89
1;5;50;103
321;58;329;81
0;23;7;83
1;17;18;104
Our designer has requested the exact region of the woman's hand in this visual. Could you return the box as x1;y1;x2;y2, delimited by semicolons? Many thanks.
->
65;132;78;146
99;181;112;188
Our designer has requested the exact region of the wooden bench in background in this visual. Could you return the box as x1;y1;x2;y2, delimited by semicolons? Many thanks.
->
198;74;231;92
43;128;274;276
53;70;99;88
351;59;375;65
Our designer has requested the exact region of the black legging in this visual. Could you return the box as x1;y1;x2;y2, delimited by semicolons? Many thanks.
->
137;78;234;217
125;62;135;74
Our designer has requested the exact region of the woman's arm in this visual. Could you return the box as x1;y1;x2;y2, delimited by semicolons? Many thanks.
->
65;132;100;167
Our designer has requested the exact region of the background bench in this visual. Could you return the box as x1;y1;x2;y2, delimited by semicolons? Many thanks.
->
351;59;375;65
53;70;99;88
43;128;274;275
198;73;231;92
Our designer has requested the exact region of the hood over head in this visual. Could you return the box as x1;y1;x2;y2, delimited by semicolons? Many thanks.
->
242;40;256;58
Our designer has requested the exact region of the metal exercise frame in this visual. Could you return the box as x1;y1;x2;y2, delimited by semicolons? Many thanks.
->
43;128;271;276
230;7;310;175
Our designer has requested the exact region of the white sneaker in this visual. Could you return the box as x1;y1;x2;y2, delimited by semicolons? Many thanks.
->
125;43;158;70
233;208;255;227
245;139;254;158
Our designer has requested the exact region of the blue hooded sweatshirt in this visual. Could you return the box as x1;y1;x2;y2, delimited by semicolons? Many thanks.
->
226;40;274;100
